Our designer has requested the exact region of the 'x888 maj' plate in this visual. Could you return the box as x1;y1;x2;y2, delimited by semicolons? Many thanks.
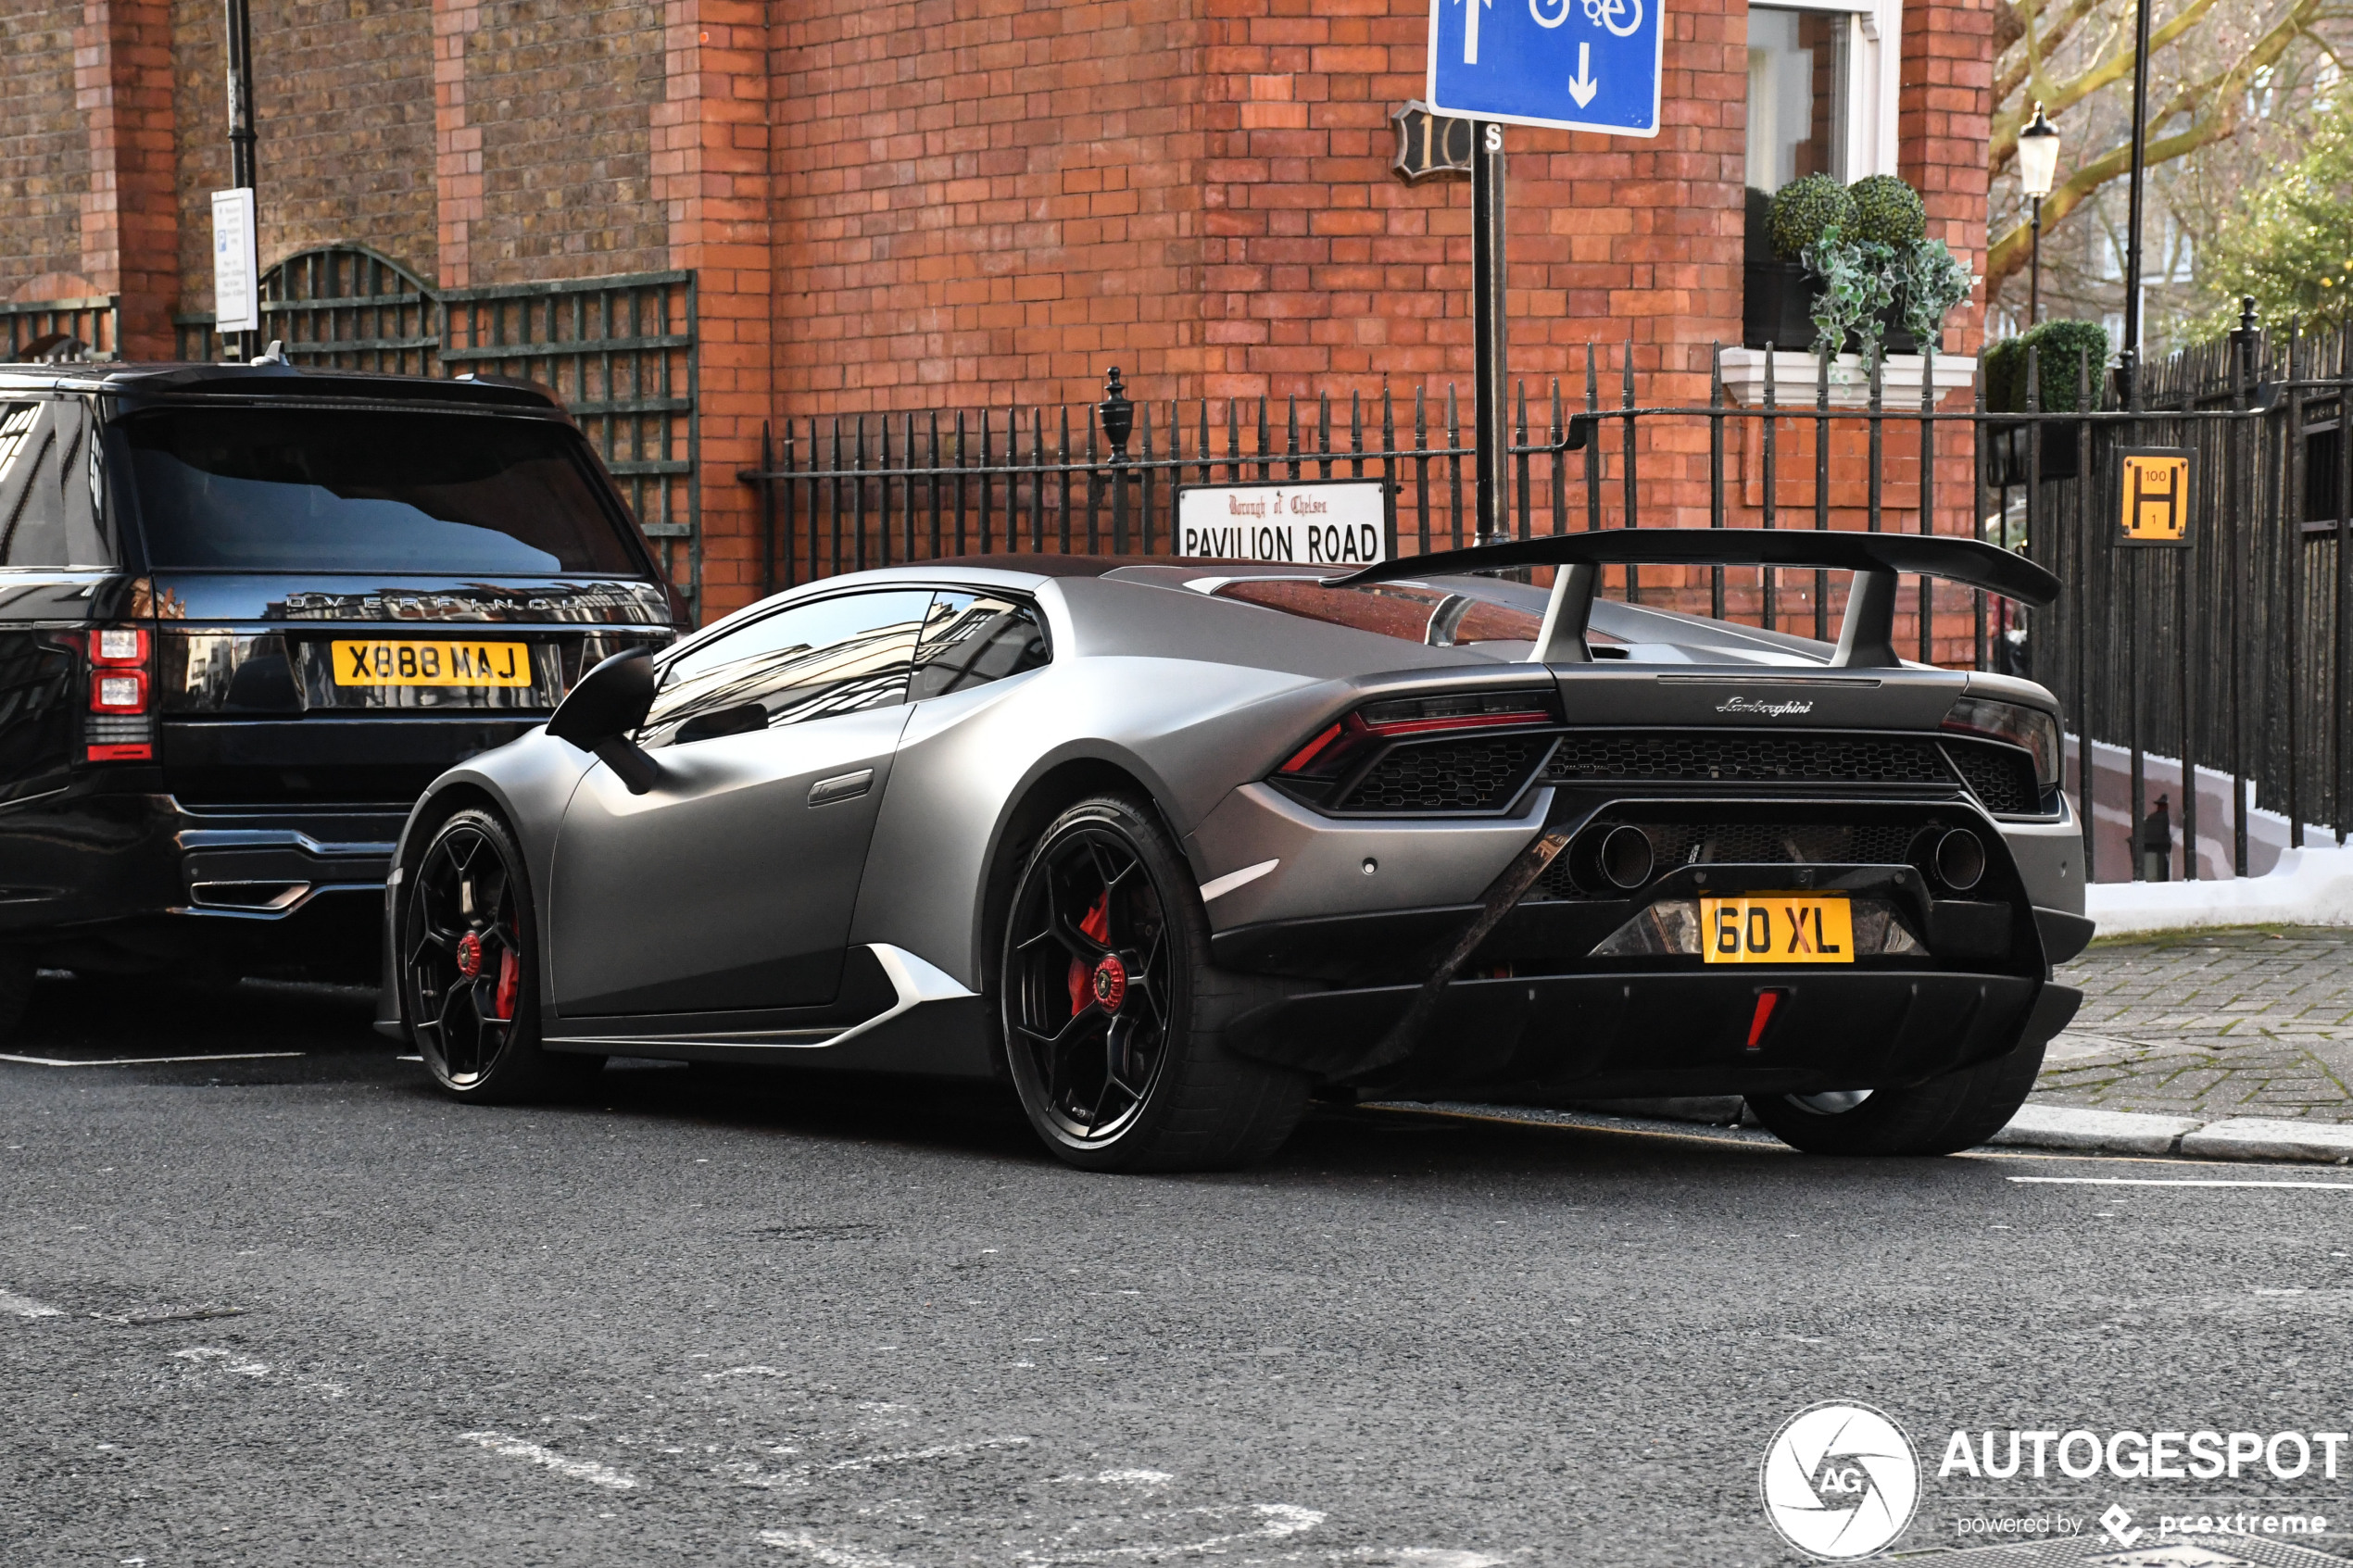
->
330;638;532;687
1700;894;1854;964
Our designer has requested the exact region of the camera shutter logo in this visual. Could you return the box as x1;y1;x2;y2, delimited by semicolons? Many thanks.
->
1760;1401;1920;1560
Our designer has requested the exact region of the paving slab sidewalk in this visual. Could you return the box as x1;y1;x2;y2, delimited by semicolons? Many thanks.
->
2001;926;2353;1160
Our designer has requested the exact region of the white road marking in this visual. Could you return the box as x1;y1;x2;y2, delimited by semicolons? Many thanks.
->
0;1051;304;1067
170;1347;270;1377
1015;1503;1327;1564
760;1532;900;1567
703;1364;796;1380
458;1430;639;1490
0;1290;64;1318
2008;1175;2353;1190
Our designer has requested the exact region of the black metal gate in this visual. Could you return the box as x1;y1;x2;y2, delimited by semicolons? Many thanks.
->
173;245;700;612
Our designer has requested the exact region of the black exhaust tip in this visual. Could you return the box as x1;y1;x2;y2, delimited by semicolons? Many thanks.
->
1933;828;1986;891
1600;824;1655;891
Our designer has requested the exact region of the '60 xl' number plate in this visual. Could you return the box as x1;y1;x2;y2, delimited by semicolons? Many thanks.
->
1700;894;1854;964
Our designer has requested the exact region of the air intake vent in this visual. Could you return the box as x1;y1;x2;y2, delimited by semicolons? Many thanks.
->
1940;739;2042;815
1542;731;1953;786
1336;736;1543;813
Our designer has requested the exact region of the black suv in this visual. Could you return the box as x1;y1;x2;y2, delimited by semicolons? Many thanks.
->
0;361;683;1035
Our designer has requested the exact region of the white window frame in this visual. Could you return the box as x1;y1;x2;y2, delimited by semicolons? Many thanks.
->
1750;0;1902;182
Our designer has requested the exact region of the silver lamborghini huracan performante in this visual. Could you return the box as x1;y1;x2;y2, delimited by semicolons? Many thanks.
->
377;530;2088;1171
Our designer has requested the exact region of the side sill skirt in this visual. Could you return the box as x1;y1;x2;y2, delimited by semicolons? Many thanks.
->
542;943;977;1053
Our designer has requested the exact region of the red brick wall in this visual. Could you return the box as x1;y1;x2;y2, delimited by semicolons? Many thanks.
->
1;3;92;300
768;0;1210;414
458;0;672;284
78;1;180;358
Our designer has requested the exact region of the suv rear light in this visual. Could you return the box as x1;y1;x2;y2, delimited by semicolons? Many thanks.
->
1277;688;1555;780
84;626;155;761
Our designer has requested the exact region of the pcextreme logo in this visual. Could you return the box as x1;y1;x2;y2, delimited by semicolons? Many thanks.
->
1761;1401;1922;1561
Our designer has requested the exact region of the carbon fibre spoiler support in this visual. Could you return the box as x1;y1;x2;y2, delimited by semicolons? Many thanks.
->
1320;528;2061;669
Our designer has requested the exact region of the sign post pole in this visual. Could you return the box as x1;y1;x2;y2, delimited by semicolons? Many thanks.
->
1472;121;1507;546
1427;0;1663;547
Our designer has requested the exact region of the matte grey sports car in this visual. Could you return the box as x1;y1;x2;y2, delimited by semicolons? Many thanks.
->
377;529;2088;1171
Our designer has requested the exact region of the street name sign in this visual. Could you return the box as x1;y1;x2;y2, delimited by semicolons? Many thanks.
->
1175;480;1389;566
1426;0;1664;136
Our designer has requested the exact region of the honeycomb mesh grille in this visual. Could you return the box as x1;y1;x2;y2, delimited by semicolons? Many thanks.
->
1338;737;1542;812
1541;730;1954;786
1533;821;1923;900
1941;739;2042;815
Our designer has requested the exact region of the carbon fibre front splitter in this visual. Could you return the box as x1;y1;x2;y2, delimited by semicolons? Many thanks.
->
1227;970;2080;1098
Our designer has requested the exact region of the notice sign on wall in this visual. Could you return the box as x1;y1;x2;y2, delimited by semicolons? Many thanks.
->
1174;479;1389;566
210;188;259;334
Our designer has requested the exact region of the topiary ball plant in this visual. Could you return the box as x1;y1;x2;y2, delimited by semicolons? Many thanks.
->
1768;175;1859;263
1847;174;1927;248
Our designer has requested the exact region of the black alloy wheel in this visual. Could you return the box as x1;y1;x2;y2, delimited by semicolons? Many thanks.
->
1000;795;1308;1172
1746;1031;2049;1156
403;808;587;1102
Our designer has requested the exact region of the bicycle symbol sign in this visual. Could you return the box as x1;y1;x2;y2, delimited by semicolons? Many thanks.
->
1427;0;1662;134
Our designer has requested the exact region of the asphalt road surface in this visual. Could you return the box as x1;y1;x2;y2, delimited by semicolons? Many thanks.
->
4;975;2350;1567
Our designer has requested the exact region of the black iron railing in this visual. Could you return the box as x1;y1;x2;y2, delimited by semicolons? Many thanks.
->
743;320;2353;873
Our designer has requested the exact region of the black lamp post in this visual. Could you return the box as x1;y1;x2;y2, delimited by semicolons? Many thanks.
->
2017;104;2060;327
2118;0;2155;407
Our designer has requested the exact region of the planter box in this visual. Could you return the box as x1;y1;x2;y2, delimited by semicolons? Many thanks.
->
1718;348;1977;410
1741;260;1924;357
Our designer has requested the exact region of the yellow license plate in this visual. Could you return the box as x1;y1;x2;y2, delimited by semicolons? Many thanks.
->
1700;894;1855;964
330;639;532;687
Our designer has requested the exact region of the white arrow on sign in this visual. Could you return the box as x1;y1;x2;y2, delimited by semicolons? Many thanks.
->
1567;42;1598;107
1457;0;1492;63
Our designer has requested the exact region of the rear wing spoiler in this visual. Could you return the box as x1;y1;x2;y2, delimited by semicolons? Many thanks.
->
1320;528;2060;670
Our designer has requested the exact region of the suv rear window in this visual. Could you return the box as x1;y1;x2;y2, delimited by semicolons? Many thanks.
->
120;407;644;574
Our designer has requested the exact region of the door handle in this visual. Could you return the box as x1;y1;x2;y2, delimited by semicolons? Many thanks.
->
808;768;874;807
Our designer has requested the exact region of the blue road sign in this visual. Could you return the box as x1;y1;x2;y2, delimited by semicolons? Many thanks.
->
1426;0;1663;137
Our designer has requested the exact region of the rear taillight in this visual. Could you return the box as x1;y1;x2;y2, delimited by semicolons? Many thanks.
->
85;626;154;761
1276;689;1554;781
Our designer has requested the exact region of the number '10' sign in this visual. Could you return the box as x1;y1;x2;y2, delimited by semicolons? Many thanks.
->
1390;101;1475;183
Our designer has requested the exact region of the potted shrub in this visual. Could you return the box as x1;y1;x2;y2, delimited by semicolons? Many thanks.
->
1744;173;1972;369
1981;319;2108;483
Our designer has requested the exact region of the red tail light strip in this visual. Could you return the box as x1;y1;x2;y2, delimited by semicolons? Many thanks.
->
1359;709;1551;736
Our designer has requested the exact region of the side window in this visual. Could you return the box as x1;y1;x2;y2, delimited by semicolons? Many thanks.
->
0;398;109;569
908;591;1049;701
640;589;934;747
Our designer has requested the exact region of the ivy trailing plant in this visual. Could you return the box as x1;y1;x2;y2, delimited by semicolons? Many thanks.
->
1802;224;1897;371
1901;239;1976;354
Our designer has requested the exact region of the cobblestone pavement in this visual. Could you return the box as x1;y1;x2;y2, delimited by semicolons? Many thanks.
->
2038;926;2353;1123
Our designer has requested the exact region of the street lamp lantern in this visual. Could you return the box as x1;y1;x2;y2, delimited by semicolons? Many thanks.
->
2017;104;2060;199
2017;103;2061;327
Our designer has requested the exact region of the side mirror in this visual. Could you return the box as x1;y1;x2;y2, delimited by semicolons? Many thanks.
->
547;647;662;795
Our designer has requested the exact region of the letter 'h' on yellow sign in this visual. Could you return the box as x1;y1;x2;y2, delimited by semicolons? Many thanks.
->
2116;448;2192;546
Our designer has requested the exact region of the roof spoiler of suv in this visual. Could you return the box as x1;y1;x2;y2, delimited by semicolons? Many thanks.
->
1319;527;2061;669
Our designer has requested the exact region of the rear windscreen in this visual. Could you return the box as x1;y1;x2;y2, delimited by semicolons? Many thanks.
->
120;407;644;574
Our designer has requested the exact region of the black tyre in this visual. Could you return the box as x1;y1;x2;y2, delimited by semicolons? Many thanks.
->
0;947;32;1046
401;808;596;1103
1000;794;1308;1172
1747;1032;2047;1156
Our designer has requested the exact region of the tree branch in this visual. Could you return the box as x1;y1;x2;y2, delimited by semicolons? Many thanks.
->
1985;3;2321;292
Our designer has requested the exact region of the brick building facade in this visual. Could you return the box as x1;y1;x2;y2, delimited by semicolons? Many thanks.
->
3;0;1994;636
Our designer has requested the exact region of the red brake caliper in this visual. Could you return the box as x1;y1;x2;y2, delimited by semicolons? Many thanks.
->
1066;886;1112;1016
492;947;521;1022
